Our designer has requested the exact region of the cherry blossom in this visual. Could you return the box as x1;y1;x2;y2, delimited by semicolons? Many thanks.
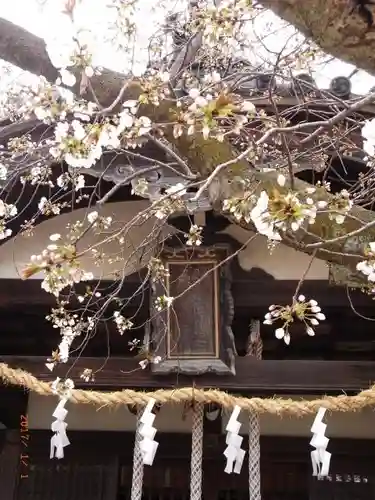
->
362;118;375;158
113;311;134;335
356;242;375;282
154;295;174;312
264;295;326;345
185;224;203;246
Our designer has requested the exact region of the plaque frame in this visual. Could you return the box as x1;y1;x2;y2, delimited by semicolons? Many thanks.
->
150;244;236;375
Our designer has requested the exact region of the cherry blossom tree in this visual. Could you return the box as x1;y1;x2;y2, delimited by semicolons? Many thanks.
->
0;0;375;381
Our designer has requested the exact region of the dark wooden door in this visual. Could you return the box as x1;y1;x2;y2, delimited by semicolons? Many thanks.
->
0;430;22;500
15;459;118;500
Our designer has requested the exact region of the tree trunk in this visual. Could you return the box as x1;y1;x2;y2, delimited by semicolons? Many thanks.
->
259;0;375;76
0;18;138;108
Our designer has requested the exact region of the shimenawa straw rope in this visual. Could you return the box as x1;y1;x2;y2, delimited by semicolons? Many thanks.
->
1;362;374;416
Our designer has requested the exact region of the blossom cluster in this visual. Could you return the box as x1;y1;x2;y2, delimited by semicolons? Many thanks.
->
80;368;95;383
154;295;174;312
47;105;151;170
185;224;203;246
173;82;256;141
139;356;162;370
264;295;326;345
153;184;188;220
190;0;251;50
356;242;375;282
147;257;170;282
0;200;17;240
51;377;75;397
223;175;353;243
45;306;95;368
113;311;134;335
22;234;93;297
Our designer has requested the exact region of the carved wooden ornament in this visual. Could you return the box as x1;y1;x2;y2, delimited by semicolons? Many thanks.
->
150;245;236;375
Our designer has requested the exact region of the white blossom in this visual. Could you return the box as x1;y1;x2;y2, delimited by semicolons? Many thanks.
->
165;183;187;196
250;191;281;241
50;233;61;241
0;228;12;240
0;200;17;217
113;311;134;334
71;120;86;140
60;69;76;87
85;66;94;78
139;359;149;369
189;88;200;100
241;101;256;113
264;296;325;344
195;96;208;108
275;327;290;345
155;295;174;311
46;38;76;70
356;243;375;282
0;164;7;181
306;326;315;336
138;116;152;135
204;71;221;84
88;211;98;224
185;224;203;246
74;175;85;191
118;109;134;130
277;174;286;187
38;197;47;212
362;118;375;157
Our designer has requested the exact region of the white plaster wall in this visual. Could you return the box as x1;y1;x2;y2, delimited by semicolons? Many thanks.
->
0;202;328;280
29;393;373;438
28;393;193;432
221;395;375;439
222;224;329;280
0;201;174;279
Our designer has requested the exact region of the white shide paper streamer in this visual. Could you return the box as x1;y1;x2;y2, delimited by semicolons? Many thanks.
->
224;405;246;474
310;407;331;478
50;378;74;459
50;397;70;459
139;398;159;466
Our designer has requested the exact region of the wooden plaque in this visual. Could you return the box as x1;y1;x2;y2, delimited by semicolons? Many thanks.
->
150;245;236;375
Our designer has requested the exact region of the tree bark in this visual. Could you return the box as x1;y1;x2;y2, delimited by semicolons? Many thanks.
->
259;0;375;76
0;17;139;107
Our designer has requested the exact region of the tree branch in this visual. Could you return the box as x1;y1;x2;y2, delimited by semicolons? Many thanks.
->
0;17;138;108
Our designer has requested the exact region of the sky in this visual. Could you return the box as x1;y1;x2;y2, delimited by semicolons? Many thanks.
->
0;0;375;95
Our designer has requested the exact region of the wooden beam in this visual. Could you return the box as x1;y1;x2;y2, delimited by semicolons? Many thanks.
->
0;276;145;308
0;277;372;310
2;356;375;393
232;279;373;309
